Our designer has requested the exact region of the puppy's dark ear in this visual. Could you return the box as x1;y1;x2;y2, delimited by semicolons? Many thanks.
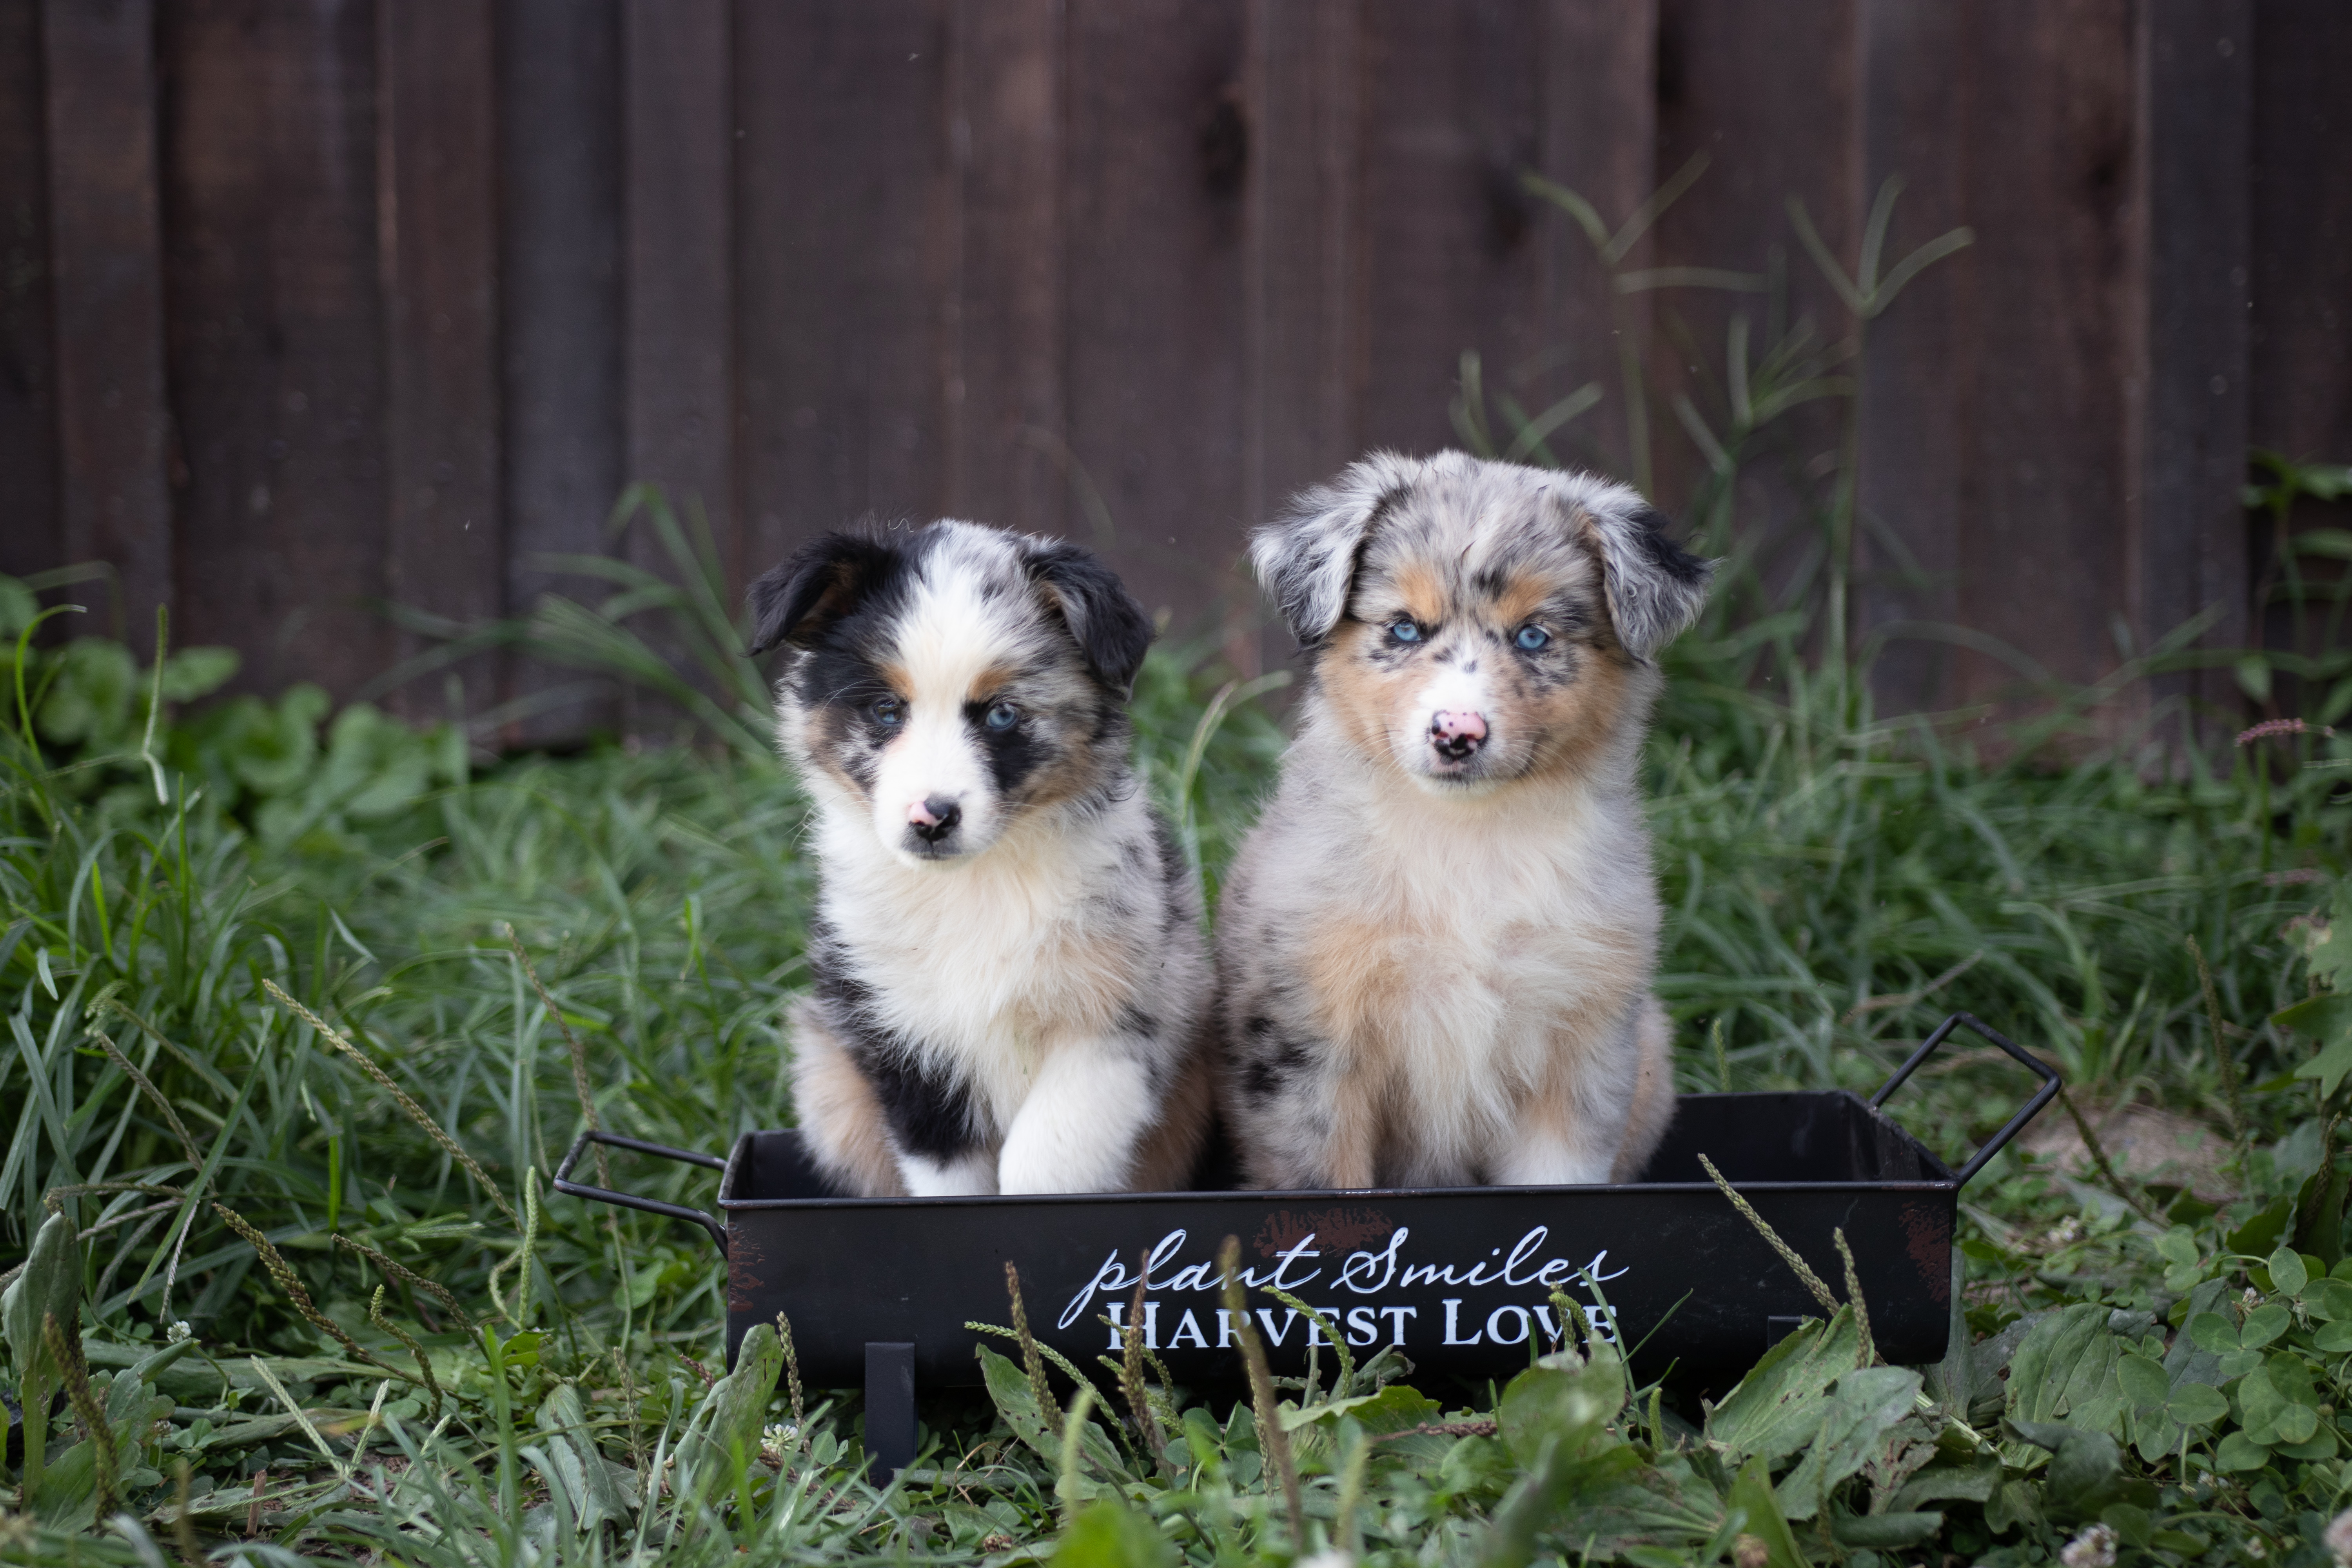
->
1557;479;1713;661
1025;539;1154;696
1250;451;1420;646
746;533;895;655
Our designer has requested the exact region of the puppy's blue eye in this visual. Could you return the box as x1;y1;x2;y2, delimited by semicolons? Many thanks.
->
985;701;1019;731
872;697;904;726
1388;620;1423;644
1515;624;1551;651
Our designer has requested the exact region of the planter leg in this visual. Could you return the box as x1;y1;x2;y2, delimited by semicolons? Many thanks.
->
864;1341;917;1482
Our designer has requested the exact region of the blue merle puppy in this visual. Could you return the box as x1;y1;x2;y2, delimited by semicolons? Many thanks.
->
748;521;1216;1196
1217;452;1712;1190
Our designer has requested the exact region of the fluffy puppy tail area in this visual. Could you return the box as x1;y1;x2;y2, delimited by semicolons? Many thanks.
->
1127;1034;1220;1192
1608;993;1678;1183
787;996;908;1198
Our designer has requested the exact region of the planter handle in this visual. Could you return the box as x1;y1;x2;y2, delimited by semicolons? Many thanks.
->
1870;1012;2062;1187
552;1130;728;1254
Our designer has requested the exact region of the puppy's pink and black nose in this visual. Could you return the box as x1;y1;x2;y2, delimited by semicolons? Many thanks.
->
907;795;962;843
1430;709;1488;761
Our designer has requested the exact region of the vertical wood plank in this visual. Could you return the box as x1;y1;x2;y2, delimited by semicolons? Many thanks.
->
1650;0;1862;550
379;0;502;719
733;2;945;576
942;0;1063;540
1854;0;1972;713
1946;2;2138;706
2133;0;2250;727
161;0;390;699
624;0;733;565
498;0;621;740
1245;0;1363;532
43;0;171;649
1353;0;1550;458
0;0;58;584
1064;0;1249;633
1535;0;1657;485
2248;0;2352;661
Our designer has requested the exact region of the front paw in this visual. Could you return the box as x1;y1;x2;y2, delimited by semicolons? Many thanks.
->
997;1140;1127;1195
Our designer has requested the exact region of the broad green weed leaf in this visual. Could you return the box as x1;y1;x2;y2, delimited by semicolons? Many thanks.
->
2241;1303;2290;1350
1889;1455;2001;1512
2;1210;81;1501
1051;1500;1177;1568
2001;1304;2126;1466
2268;1246;2309;1296
2227;1195;2297;1259
539;1383;626;1530
2187;1312;2237;1354
2215;1430;2269;1470
2167;1384;2229;1426
674;1322;785;1504
1497;1349;1625;1466
1724;1455;1810;1568
975;1343;1127;1486
160;646;239;702
1773;1366;1920;1521
1831;1510;1943;1548
2116;1352;2168;1409
2306;1278;2352;1320
1703;1307;1861;1468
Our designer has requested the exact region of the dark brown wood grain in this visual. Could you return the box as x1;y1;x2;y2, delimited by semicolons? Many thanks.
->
942;0;1065;544
497;0;621;742
623;0;733;552
620;0;733;735
1651;0;1861;607
2249;0;2352;673
0;0;58;585
2134;0;2251;731
1354;0;1551;459
4;3;2343;737
1535;0;1657;484
1946;2;2140;708
160;0;390;700
1064;0;1249;639
1243;0;1364;540
1853;0;1973;715
380;0;503;719
733;1;944;578
42;0;171;651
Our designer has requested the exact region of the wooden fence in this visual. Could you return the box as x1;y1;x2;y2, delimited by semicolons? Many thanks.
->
2;0;2348;738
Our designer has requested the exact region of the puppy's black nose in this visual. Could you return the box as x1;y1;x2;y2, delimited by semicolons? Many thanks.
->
907;795;962;843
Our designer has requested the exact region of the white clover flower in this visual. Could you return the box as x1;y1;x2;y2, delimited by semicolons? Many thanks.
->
2245;1285;2264;1310
2045;1215;2083;1247
2327;1508;2352;1568
167;1320;192;1344
760;1421;798;1459
2060;1522;2117;1568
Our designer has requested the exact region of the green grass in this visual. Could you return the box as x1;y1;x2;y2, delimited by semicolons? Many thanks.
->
9;169;2352;1566
5;545;2350;1566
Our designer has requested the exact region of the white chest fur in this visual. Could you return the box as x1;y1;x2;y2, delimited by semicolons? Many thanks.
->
813;789;1142;1131
1262;733;1660;1139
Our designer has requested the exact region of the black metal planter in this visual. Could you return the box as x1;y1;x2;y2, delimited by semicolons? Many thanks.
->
557;1012;2057;1478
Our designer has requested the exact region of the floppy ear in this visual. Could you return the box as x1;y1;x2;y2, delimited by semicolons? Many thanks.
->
746;533;896;655
1250;451;1419;647
1025;539;1155;696
1560;482;1713;661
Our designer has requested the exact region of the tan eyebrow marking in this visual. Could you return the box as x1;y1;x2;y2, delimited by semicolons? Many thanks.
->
1388;560;1449;625
966;663;1022;702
